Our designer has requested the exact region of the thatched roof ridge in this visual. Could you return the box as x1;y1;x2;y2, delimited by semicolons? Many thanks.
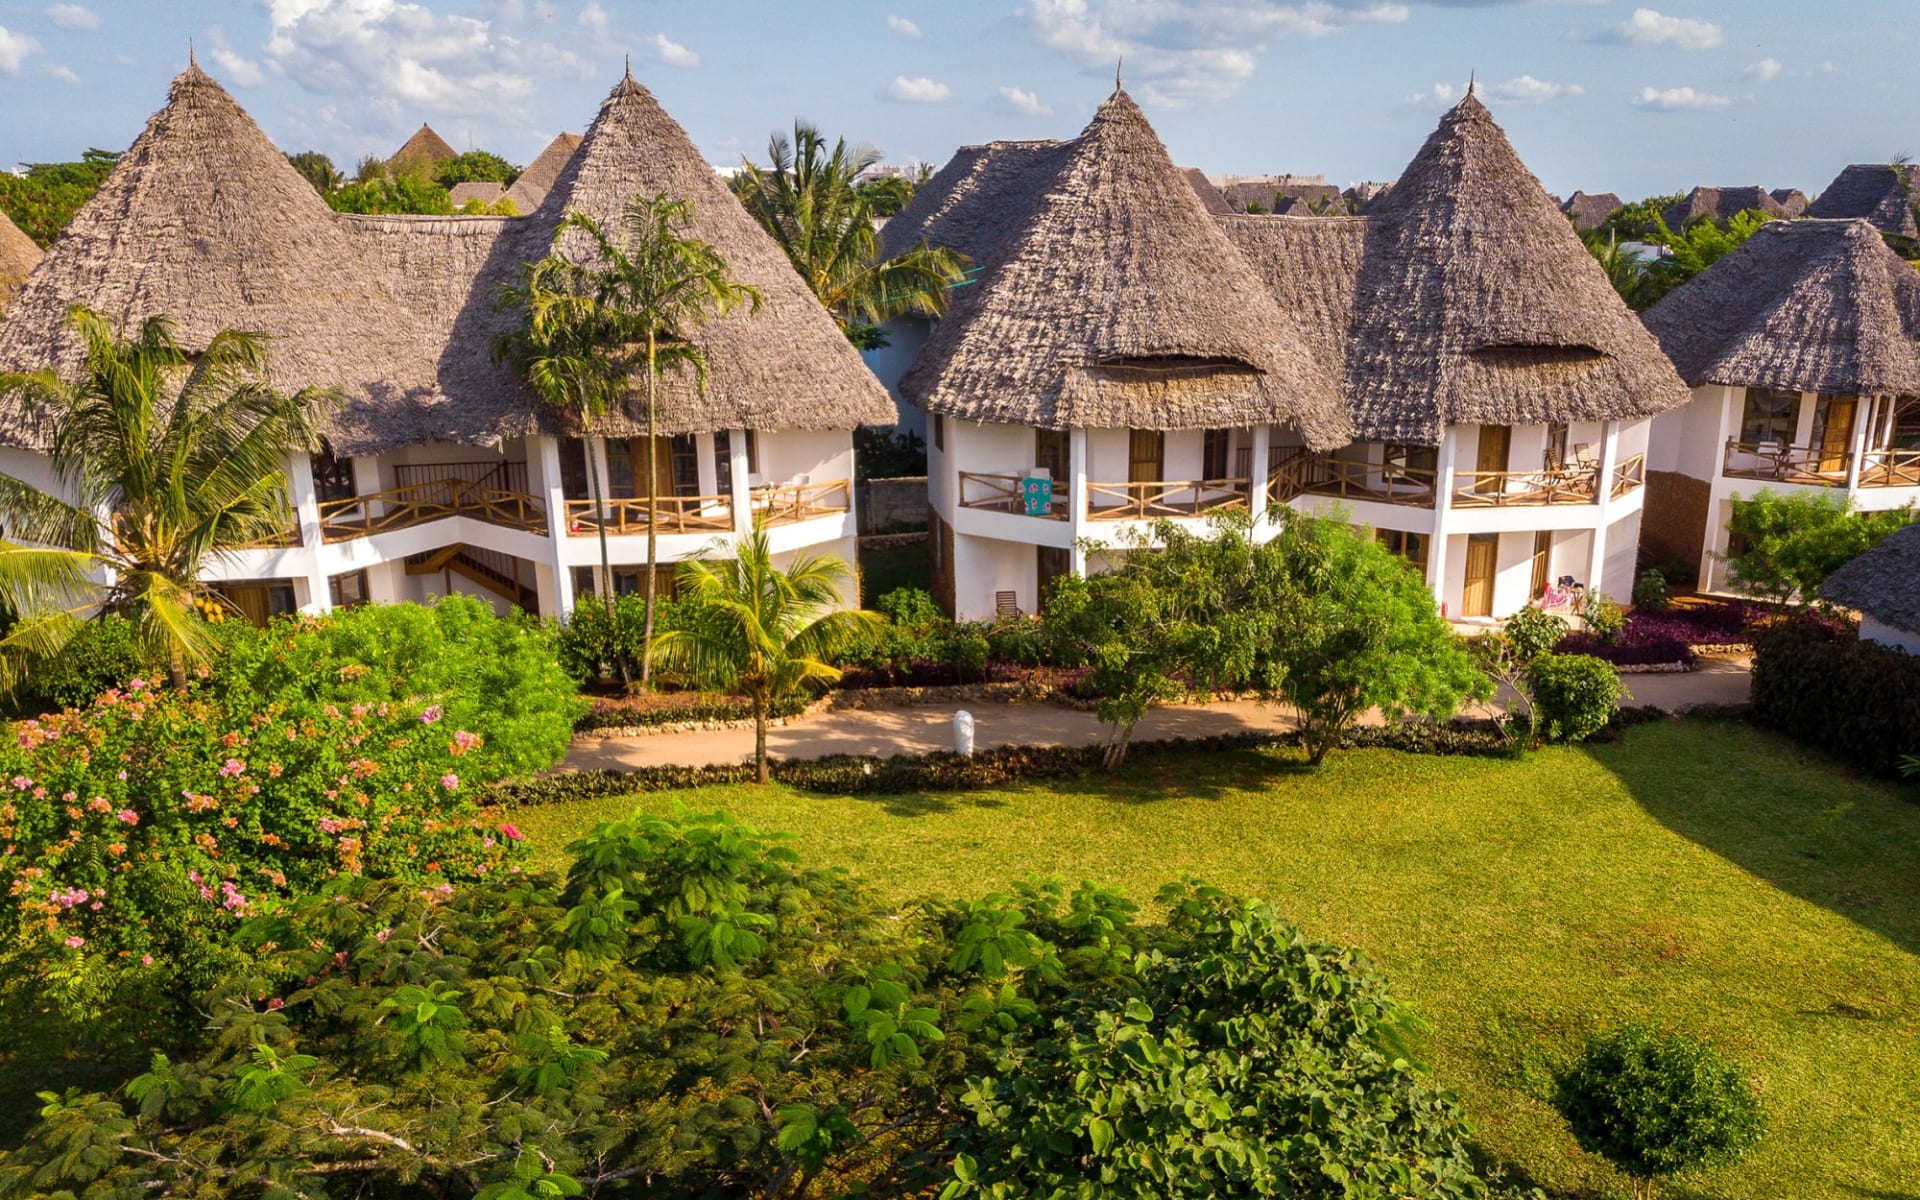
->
1821;521;1920;634
1642;218;1920;396
1336;94;1688;445
390;123;457;175
898;88;1348;443
502;131;581;214
1806;165;1920;239
0;210;41;312
880;138;1069;264
1222;215;1366;378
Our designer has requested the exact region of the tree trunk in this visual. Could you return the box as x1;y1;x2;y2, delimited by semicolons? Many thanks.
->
640;333;659;692
584;420;629;688
753;692;770;784
167;645;188;694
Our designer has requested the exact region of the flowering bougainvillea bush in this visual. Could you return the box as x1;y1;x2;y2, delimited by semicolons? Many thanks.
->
0;677;526;1035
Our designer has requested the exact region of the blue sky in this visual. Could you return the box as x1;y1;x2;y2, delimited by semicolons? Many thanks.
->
0;1;1910;198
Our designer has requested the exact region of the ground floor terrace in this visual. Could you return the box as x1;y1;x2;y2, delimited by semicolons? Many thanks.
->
0;428;861;624
926;415;1648;620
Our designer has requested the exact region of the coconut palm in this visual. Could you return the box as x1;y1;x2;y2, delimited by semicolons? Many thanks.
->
651;527;881;782
0;307;325;693
732;122;967;347
497;193;760;688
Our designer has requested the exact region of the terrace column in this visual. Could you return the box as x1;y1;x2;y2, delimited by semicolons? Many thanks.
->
1845;401;1872;492
1586;420;1620;593
1702;386;1740;590
1426;428;1455;616
286;453;332;615
535;436;576;619
1068;427;1089;576
728;428;753;540
1249;424;1272;536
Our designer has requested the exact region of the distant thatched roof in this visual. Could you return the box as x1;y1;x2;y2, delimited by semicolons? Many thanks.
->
1822;521;1920;635
1662;186;1799;230
1772;188;1810;218
503;132;582;215
448;181;504;207
1806;165;1920;239
1561;191;1621;231
0;210;41;312
1183;168;1232;216
0;65;892;455
389;123;457;176
1221;179;1339;214
1643;218;1920;397
895;88;1349;444
882;139;1070;265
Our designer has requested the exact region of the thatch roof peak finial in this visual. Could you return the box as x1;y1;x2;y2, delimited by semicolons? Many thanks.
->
1116;56;1123;90
1467;68;1474;96
624;53;632;80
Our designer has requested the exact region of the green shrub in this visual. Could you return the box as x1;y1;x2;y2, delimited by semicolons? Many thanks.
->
553;593;684;683
1503;606;1569;665
1750;613;1920;778
1556;1025;1764;1194
213;597;583;780
1632;568;1671;612
1526;653;1623;743
876;586;943;629
14;616;144;714
1580;591;1627;643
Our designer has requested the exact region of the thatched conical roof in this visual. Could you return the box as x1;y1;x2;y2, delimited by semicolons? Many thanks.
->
503;131;581;215
1336;93;1688;445
1821;521;1920;634
1662;186;1796;231
1183;168;1232;216
1807;165;1920;239
389;123;457;176
0;210;42;312
899;88;1348;443
1561;191;1621;232
882;139;1071;265
1643;218;1920;396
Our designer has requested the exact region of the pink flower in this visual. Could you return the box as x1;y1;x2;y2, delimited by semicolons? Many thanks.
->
141;954;153;966
440;773;459;792
375;927;392;943
116;809;139;825
267;997;284;1010
117;770;128;781
453;729;479;750
499;822;524;842
219;758;246;778
420;705;443;724
63;936;84;949
12;776;30;791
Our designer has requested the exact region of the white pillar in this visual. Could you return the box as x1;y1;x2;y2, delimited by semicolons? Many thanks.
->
1068;426;1089;576
1845;398;1872;492
535;436;576;619
1249;423;1272;537
728;428;753;540
1426;428;1455;615
1587;420;1620;593
286;453;332;615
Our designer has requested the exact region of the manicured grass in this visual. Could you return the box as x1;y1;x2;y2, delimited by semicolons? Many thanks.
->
857;539;929;607
509;719;1920;1199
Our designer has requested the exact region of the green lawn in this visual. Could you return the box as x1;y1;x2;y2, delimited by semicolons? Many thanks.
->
509;719;1920;1199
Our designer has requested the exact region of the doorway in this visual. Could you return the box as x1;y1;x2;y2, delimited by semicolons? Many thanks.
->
1814;395;1858;475
1530;530;1552;599
1128;430;1164;483
1475;425;1511;495
1463;534;1498;618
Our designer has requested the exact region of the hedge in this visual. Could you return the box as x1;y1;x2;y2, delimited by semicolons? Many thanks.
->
1557;632;1698;668
1750;615;1920;779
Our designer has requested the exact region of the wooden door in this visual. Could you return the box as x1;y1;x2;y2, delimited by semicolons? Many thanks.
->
1475;425;1511;495
1128;430;1164;483
1463;534;1498;618
1530;530;1552;599
1816;395;1857;475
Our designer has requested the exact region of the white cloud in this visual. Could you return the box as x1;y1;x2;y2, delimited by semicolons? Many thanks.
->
1588;8;1723;51
47;63;78;83
42;4;97;32
211;46;267;87
1634;85;1732;111
1411;81;1461;106
578;2;607;31
1411;75;1580;107
1743;57;1781;82
890;74;950;103
886;14;921;38
0;25;40;73
649;32;698;68
999;84;1052;115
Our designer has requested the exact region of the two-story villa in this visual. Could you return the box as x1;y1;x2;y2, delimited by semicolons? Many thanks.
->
884;88;1688;620
0;63;893;623
1640;219;1920;592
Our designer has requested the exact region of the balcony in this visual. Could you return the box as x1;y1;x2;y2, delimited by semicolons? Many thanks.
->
1720;440;1920;488
319;467;546;543
564;477;852;536
1085;478;1250;521
1271;450;1647;509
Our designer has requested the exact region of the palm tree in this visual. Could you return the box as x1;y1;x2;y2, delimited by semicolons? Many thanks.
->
0;307;325;693
732;122;966;348
650;527;881;782
497;193;760;688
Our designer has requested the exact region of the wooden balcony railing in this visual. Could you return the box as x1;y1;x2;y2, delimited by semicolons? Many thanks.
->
1451;467;1600;507
1272;449;1645;509
563;478;854;537
1722;440;1849;486
1611;452;1647;499
319;479;546;543
1086;478;1249;521
755;477;854;526
1270;451;1437;507
1860;447;1920;488
956;471;1069;519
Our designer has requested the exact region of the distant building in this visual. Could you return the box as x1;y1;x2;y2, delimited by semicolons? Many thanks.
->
1661;186;1802;230
1561;191;1622;232
448;181;505;208
1806;164;1920;240
503;132;583;214
387;123;457;177
1822;522;1920;653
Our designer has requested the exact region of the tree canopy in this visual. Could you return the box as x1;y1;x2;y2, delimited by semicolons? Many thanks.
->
0;148;120;247
434;150;521;188
1724;489;1915;605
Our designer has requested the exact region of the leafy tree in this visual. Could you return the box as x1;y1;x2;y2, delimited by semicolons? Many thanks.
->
284;150;341;195
651;527;881;781
434;149;521;188
1556;1025;1764;1199
732;121;967;348
1724;489;1914;605
1598;193;1684;242
1469;605;1567;749
1267;510;1487;765
326;173;454;215
496;194;760;688
0;148;120;246
855;172;915;216
0;814;1492;1200
1582;229;1649;305
0;308;326;693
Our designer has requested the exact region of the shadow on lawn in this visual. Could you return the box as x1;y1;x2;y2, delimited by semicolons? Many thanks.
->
1591;717;1920;959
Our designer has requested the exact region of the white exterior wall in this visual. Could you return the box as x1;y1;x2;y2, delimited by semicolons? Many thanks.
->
1862;615;1920;655
952;533;1036;618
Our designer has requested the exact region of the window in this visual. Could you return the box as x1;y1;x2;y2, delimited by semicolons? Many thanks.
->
1034;428;1068;481
560;437;591;500
933;414;945;451
1894;398;1920;449
1544;423;1570;471
714;430;761;492
219;580;297;627
309;444;356;505
1383;443;1438;475
328;570;369;608
669;435;700;497
1128;429;1164;483
1375;528;1429;571
1202;429;1231;480
1037;545;1071;602
1741;388;1799;445
574;566;675;598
